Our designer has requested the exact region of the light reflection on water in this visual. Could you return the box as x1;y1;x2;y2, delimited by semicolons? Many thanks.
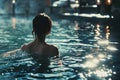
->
0;16;119;80
63;13;111;18
11;17;16;29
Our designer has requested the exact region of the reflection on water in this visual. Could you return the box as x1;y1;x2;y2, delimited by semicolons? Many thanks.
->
0;16;119;80
11;17;16;29
97;39;109;45
107;45;118;51
63;13;111;18
106;25;110;39
95;24;101;37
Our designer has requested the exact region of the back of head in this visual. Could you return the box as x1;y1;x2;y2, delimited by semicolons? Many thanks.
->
33;13;52;36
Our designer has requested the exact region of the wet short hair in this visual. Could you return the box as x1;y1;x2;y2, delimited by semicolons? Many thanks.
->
33;13;52;36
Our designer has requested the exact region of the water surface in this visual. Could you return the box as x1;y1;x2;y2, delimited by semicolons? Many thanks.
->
0;15;119;80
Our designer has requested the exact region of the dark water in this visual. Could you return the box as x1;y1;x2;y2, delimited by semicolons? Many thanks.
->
0;15;120;80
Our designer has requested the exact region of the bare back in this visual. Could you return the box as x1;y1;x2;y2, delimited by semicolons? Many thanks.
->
21;42;59;58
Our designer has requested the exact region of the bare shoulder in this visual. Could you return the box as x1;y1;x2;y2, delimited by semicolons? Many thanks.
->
49;45;59;57
21;43;30;52
50;45;58;52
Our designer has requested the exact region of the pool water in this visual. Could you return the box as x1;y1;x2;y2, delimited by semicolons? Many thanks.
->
0;15;119;80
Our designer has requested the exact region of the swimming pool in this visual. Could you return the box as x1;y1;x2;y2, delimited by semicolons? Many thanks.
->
0;15;119;80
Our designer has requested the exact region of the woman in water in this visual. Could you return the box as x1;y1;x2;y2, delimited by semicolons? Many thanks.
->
21;13;59;64
1;13;59;68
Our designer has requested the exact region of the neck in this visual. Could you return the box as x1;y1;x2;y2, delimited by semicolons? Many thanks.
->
35;35;46;43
